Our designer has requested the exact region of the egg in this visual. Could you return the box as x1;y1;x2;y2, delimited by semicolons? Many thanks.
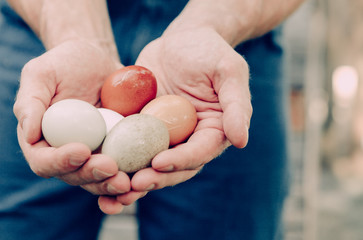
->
41;99;106;151
100;65;157;116
140;95;197;146
101;114;169;173
97;108;124;133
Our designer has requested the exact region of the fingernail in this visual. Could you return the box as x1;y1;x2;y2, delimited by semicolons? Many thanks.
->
157;165;174;172
145;184;155;191
107;184;125;194
93;168;114;180
70;156;87;167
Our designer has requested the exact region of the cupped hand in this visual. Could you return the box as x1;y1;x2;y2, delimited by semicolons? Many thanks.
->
13;40;136;214
117;27;252;202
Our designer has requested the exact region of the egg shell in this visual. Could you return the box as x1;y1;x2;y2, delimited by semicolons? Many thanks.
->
41;99;106;151
100;65;157;116
140;95;197;146
101;114;169;173
97;108;124;133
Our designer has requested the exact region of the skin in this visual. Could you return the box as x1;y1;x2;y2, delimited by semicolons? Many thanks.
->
11;0;304;214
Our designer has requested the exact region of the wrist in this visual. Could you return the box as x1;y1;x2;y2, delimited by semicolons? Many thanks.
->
164;1;258;47
164;0;304;47
38;0;120;62
41;36;120;64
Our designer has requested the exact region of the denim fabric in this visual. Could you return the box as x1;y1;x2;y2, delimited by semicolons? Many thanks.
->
0;0;288;239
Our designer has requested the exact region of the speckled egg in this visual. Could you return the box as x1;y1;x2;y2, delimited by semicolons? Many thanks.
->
101;114;169;173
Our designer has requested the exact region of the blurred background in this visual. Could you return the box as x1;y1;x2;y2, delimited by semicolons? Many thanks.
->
283;0;363;239
101;0;363;239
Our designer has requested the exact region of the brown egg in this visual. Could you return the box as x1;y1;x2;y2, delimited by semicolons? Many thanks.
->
100;65;157;116
141;95;197;146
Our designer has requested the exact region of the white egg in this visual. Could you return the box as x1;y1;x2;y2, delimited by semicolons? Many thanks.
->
42;99;106;151
97;108;124;133
101;114;169;173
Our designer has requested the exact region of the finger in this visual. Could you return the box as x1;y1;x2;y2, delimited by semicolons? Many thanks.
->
98;196;124;215
13;58;56;144
151;126;228;172
17;126;91;178
81;171;131;195
130;167;201;192
116;191;148;206
58;154;118;185
213;53;252;148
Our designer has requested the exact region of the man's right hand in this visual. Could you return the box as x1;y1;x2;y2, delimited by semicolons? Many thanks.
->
13;40;135;213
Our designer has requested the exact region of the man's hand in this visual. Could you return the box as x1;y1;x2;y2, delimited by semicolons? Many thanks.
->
115;27;252;204
9;0;153;215
12;40;138;214
115;0;304;211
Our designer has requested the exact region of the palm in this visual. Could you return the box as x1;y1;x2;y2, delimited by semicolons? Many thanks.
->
136;28;251;150
123;28;252;196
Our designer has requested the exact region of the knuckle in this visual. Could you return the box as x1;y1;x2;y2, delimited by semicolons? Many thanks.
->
12;100;22;119
21;58;41;75
21;56;56;85
29;164;50;179
218;52;249;75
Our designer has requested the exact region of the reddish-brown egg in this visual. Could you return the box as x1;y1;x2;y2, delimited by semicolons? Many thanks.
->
101;65;157;116
141;95;198;146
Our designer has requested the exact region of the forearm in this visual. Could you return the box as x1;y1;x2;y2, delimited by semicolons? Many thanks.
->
8;0;119;61
165;0;305;47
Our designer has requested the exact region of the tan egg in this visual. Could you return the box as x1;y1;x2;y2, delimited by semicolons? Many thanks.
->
141;95;197;146
101;114;169;173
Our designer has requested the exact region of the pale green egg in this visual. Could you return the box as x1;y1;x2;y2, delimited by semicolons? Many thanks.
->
101;114;169;173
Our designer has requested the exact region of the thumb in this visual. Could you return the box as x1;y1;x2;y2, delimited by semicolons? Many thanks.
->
13;58;56;144
214;53;252;148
